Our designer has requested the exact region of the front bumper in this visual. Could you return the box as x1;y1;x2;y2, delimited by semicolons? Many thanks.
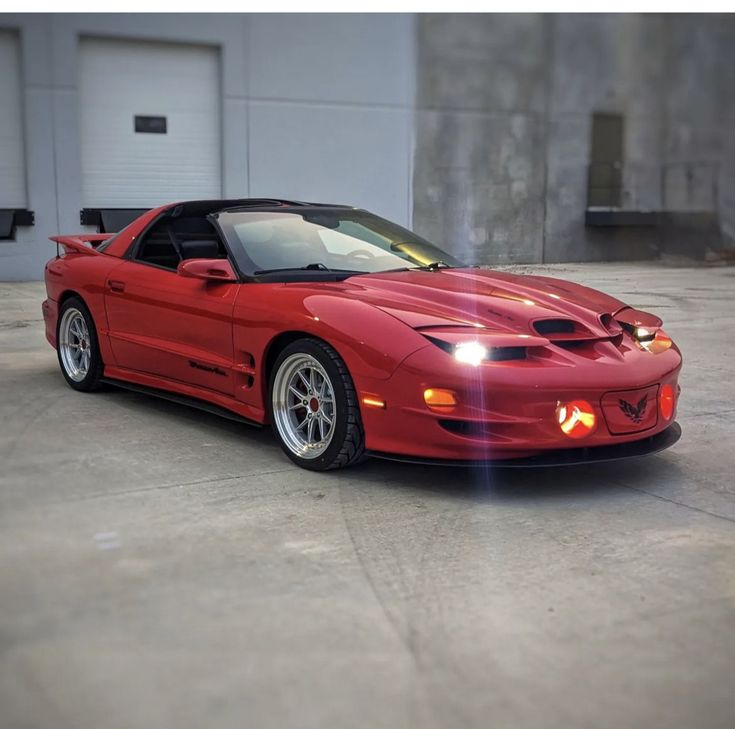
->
42;298;58;348
368;421;681;467
357;341;683;462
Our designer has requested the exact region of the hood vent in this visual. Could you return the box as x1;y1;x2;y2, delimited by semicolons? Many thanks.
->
533;319;576;335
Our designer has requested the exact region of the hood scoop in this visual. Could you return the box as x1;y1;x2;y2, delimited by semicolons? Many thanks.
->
533;319;576;336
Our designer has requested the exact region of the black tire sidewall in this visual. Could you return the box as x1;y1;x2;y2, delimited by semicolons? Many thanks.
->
57;296;103;392
268;339;354;471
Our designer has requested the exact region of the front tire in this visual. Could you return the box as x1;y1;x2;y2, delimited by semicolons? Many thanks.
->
57;296;104;392
268;338;366;471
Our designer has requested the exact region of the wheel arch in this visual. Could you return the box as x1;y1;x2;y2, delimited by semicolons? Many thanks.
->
262;330;348;407
58;289;88;310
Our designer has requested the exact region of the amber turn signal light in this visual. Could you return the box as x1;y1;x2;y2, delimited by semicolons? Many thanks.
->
642;329;673;354
556;399;597;439
362;396;386;409
659;384;675;420
424;388;457;411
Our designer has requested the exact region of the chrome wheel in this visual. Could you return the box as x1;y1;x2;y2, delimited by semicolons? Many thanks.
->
272;353;336;460
59;307;91;382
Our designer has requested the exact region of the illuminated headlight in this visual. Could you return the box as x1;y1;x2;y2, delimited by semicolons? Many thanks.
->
630;326;673;354
454;341;488;366
634;327;655;342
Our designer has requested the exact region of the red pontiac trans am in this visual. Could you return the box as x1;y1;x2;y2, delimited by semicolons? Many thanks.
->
43;199;682;471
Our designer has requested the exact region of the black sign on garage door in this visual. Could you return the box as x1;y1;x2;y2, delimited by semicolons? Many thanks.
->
134;115;167;134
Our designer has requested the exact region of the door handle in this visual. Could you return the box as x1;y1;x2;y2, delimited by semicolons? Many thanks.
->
107;280;125;293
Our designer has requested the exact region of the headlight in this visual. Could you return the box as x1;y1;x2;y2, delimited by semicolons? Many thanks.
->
624;324;673;354
454;341;488;366
634;326;655;342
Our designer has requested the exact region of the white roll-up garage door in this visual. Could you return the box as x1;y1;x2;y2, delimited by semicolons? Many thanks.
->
79;37;221;207
0;29;27;208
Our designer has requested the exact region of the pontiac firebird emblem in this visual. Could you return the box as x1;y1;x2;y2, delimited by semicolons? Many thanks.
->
619;395;648;423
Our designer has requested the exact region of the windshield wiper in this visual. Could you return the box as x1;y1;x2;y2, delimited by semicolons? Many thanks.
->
253;263;365;275
254;263;331;275
409;260;455;271
372;261;456;274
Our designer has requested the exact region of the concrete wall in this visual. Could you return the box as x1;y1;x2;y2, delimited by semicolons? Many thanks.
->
413;13;735;264
0;13;414;280
1;13;734;279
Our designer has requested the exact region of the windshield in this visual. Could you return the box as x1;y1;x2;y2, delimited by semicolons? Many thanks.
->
215;208;464;278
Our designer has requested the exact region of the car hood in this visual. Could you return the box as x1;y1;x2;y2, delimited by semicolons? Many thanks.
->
339;268;628;337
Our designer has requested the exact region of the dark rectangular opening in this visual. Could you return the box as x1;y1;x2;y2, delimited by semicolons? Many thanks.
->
80;208;148;233
588;113;624;208
134;115;167;134
0;209;35;241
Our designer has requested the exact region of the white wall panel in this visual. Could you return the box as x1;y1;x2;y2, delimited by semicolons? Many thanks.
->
249;102;411;225
249;14;413;107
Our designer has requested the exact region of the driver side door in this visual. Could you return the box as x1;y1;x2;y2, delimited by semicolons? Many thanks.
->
104;218;239;397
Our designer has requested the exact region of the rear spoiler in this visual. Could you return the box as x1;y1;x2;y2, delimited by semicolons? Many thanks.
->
50;234;113;256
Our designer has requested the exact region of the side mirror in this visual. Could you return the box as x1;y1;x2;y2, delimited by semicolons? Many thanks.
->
177;258;237;282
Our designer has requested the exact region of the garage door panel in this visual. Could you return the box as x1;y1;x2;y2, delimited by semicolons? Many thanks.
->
79;37;221;208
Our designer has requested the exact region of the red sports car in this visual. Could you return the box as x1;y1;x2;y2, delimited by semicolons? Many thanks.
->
43;198;682;470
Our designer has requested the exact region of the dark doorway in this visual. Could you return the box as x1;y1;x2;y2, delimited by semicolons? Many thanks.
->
588;113;624;208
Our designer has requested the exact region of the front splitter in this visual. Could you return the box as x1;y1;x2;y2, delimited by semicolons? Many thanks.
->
367;421;682;468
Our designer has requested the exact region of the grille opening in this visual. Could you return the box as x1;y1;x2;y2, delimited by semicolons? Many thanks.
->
534;319;576;335
439;420;494;438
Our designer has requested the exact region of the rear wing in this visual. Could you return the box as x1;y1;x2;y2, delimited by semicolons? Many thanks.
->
50;234;113;256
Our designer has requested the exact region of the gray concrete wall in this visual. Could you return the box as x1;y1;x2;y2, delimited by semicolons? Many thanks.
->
1;13;734;278
0;13;414;281
413;13;735;264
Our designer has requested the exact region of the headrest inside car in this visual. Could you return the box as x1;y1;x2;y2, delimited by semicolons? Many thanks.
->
179;239;220;260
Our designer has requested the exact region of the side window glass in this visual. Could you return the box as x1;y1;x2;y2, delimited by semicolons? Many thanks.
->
135;222;180;270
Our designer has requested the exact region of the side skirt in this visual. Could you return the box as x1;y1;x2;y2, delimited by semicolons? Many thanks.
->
100;377;263;428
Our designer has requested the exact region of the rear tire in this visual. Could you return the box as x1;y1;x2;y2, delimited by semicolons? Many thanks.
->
268;338;366;471
57;296;104;392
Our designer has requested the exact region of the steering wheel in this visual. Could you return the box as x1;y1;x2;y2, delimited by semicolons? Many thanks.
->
345;249;376;261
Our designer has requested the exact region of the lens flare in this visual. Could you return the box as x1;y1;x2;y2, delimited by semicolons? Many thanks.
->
454;341;488;366
556;399;597;439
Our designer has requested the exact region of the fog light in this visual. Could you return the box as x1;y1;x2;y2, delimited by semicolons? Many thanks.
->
556;399;597;439
659;384;675;420
424;388;457;411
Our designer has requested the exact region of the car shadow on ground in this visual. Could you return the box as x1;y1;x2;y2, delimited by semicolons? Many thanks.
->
340;455;683;504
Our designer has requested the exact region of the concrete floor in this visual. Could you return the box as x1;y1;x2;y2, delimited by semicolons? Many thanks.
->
1;263;734;729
